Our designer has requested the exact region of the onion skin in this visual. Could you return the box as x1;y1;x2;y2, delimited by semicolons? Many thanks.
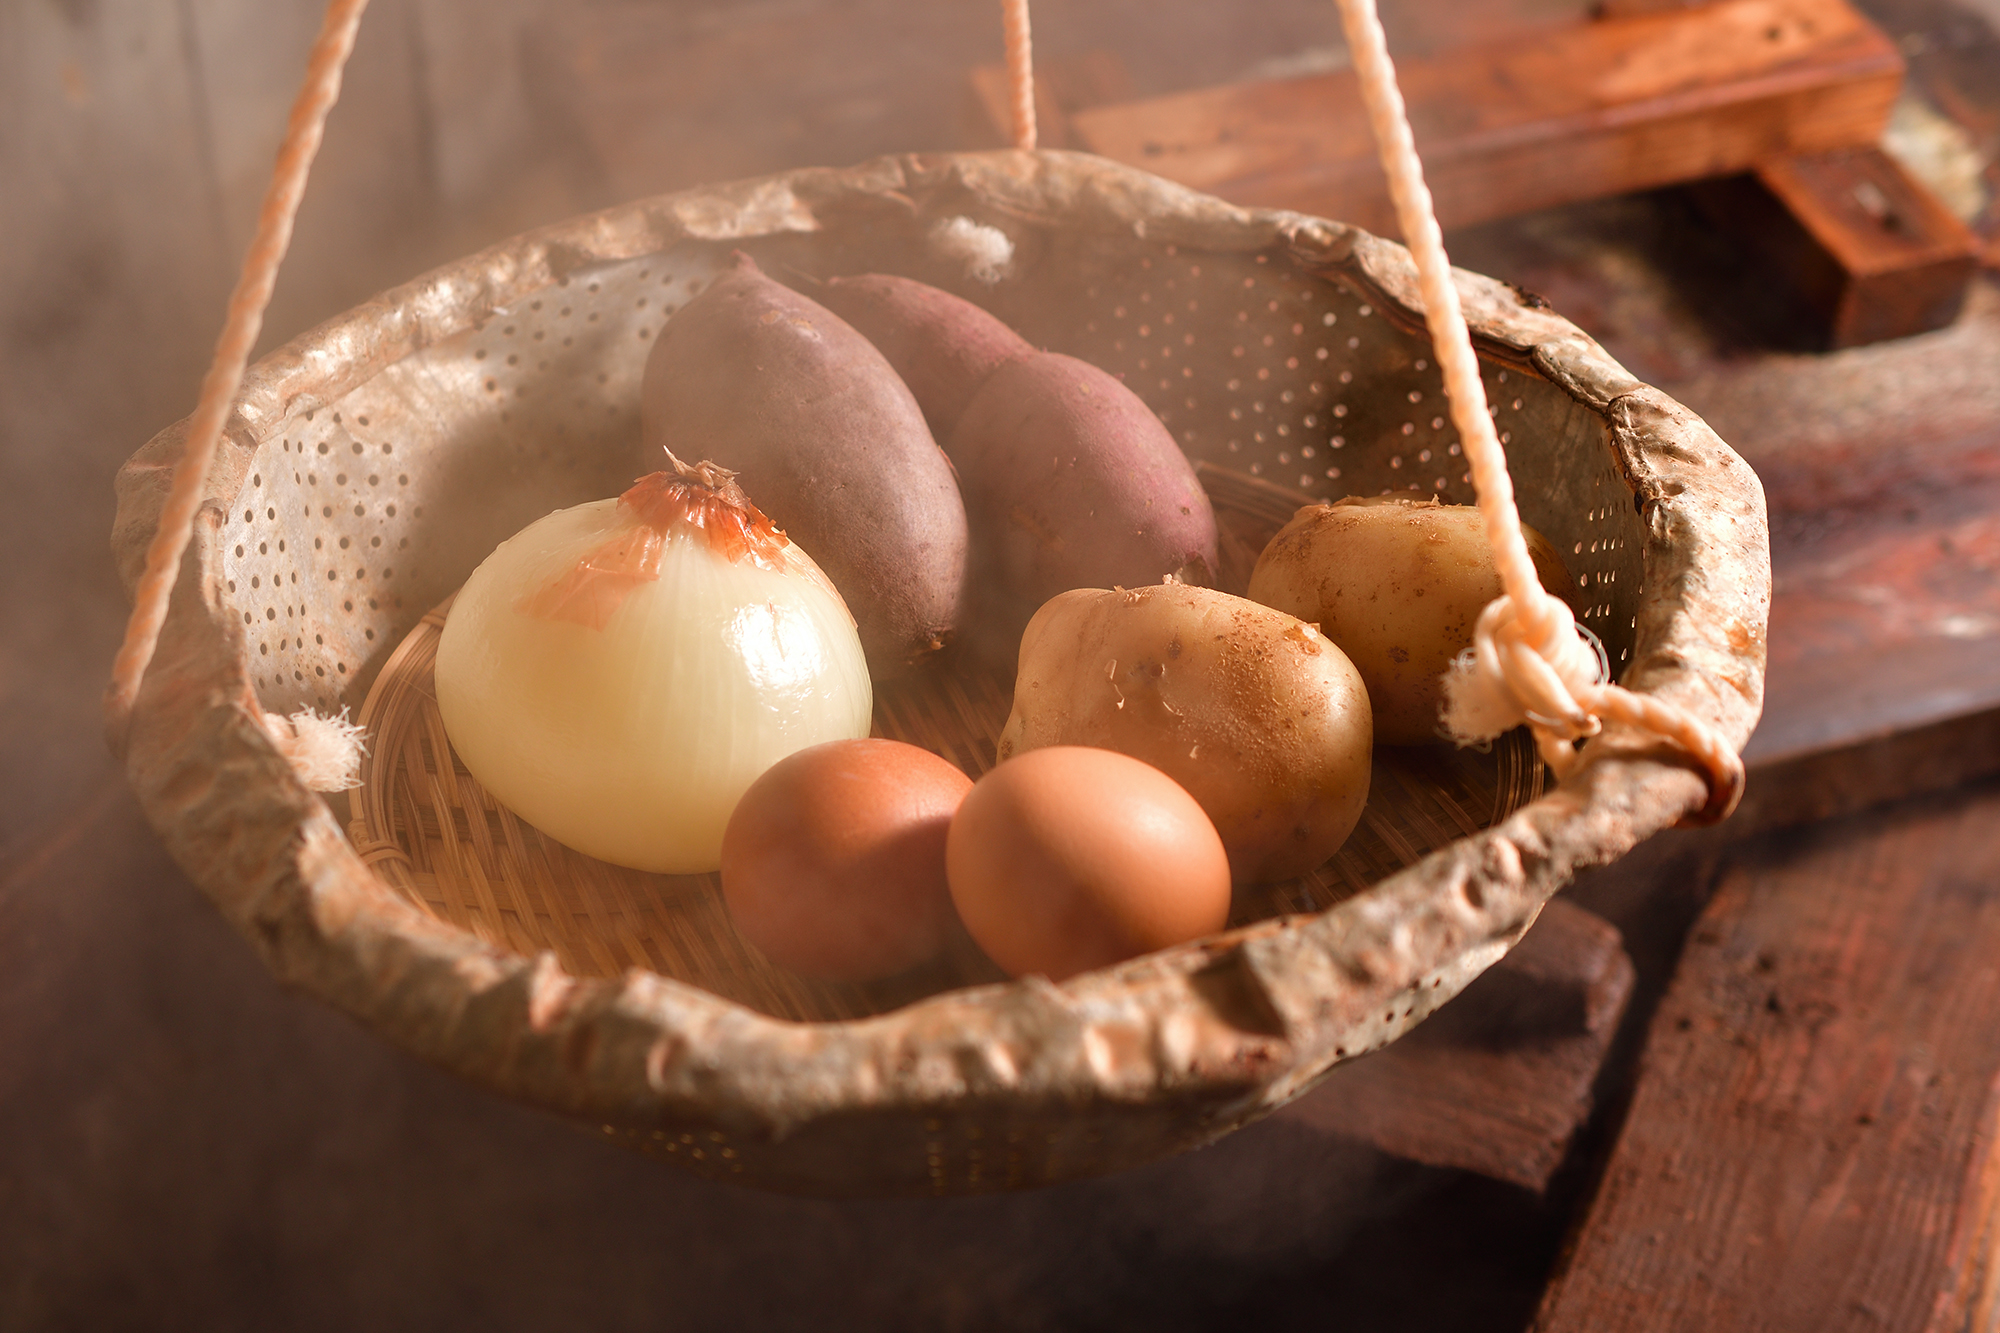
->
435;466;872;874
810;271;1220;669
1247;497;1574;746
997;584;1372;887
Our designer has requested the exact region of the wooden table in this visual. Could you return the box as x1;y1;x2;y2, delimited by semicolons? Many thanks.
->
4;0;1999;1327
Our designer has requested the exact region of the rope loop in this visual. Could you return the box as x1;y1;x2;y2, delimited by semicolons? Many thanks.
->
1445;593;1602;747
1333;0;1746;826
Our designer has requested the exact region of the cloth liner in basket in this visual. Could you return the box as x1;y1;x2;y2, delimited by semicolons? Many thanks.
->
109;150;1768;1197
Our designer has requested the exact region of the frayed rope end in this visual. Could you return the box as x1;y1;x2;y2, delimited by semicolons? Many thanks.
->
1440;596;1609;748
1441;649;1524;744
930;217;1014;285
262;706;367;792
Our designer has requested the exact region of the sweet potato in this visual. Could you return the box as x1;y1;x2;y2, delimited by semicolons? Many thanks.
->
814;272;1220;667
640;253;967;677
817;274;1032;440
950;353;1219;663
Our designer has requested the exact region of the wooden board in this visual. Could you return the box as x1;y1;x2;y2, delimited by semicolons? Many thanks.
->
1534;778;2000;1332
1038;0;1903;237
1738;414;2000;827
964;51;1136;153
1693;146;1983;348
1873;0;2000;266
1282;897;1635;1192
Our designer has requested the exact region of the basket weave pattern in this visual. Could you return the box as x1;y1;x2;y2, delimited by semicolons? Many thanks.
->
343;506;1545;1025
111;152;1769;1195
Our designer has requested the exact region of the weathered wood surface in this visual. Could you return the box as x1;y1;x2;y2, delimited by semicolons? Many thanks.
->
1286;898;1635;1192
969;7;1981;352
1759;467;2000;760
1448;177;2000;832
1871;0;2000;266
1055;0;1904;237
526;0;1357;205
1724;399;2000;827
1693;147;1982;348
1534;776;2000;1333
4;0;1997;1321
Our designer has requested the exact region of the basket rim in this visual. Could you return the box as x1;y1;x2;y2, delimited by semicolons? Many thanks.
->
109;150;1769;1192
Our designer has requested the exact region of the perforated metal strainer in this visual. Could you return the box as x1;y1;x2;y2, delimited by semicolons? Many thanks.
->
111;151;1767;1196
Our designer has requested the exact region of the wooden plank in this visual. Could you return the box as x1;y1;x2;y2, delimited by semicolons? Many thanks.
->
1758;497;2000;757
1734;410;2000;828
1535;780;2000;1332
1738;705;2000;834
1595;0;1726;14
1279;897;1635;1191
1691;147;1982;348
1744;421;2000;775
523;0;1001;202
1060;0;1903;236
963;51;1133;152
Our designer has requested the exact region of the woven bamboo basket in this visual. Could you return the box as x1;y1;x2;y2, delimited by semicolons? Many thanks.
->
110;150;1768;1197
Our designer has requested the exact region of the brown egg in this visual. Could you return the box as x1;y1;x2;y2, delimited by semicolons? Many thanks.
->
721;738;972;981
946;747;1232;981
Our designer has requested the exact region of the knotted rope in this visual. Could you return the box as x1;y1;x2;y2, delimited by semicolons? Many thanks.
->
1330;0;1743;822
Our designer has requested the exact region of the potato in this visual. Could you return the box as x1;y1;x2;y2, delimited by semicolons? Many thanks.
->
1246;497;1575;745
640;253;968;678
812;272;1219;668
997;583;1372;886
951;353;1219;665
818;274;1033;439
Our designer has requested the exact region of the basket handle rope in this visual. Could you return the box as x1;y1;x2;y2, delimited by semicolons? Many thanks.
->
1002;0;1742;821
1002;0;1037;151
1329;0;1745;822
104;0;371;775
113;0;1740;819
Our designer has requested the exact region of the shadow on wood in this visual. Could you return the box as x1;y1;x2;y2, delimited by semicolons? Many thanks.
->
1281;898;1636;1192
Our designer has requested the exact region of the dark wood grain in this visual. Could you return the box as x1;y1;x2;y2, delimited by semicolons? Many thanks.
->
1692;147;1982;348
1739;413;2000;812
1054;0;1904;237
1534;778;2000;1333
7;0;1999;1322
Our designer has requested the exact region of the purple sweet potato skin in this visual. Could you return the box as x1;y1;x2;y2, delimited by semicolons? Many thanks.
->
949;352;1220;662
817;274;1033;440
640;254;968;677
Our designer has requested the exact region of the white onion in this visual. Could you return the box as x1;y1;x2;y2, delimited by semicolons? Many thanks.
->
435;459;873;873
